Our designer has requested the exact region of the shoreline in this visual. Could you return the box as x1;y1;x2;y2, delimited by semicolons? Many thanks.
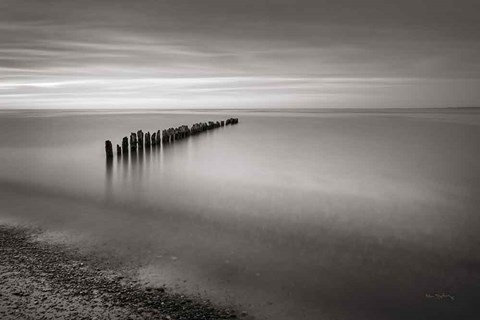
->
0;224;245;320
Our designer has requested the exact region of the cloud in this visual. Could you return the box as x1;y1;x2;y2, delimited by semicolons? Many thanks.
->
0;0;479;108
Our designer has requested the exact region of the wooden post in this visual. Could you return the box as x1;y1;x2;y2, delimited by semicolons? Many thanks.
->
145;132;151;147
190;124;198;135
122;137;129;153
167;128;175;143
130;132;137;150
117;144;121;156
105;140;113;158
151;132;156;146
225;118;238;125
178;126;183;139
137;130;144;149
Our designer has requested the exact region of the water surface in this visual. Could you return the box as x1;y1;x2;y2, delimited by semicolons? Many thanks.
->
1;109;479;319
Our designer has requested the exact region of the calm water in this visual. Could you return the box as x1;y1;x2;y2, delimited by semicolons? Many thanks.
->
1;109;480;319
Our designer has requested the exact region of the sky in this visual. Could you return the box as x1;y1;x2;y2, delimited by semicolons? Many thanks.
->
0;0;479;109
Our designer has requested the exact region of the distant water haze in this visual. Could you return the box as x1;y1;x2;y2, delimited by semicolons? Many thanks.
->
1;109;479;319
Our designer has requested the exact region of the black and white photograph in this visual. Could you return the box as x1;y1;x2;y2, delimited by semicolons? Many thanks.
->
0;1;479;319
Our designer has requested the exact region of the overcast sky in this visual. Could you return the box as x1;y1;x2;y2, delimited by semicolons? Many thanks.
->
1;0;479;109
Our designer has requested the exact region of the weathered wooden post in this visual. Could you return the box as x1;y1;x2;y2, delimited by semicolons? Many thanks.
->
178;125;188;139
166;128;174;143
117;144;121;156
130;132;137;151
137;130;144;149
221;120;224;126
105;140;113;158
145;132;151;147
151;132;156;147
122;137;129;154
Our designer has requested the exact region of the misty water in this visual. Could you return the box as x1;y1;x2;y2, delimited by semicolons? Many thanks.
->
1;109;479;320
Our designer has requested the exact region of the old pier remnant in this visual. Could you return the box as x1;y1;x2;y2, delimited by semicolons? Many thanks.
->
145;132;151;148
190;123;204;135
163;128;175;143
122;137;129;154
105;140;113;158
226;118;238;125
106;117;239;158
130;132;137;151
151;132;157;146
173;125;190;140
137;130;144;149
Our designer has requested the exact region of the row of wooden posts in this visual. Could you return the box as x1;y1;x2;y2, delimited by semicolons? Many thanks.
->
105;118;239;158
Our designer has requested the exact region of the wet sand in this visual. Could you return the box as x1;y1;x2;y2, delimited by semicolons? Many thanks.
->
0;225;246;320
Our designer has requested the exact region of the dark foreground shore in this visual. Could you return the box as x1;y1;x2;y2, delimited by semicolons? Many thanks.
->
0;225;245;320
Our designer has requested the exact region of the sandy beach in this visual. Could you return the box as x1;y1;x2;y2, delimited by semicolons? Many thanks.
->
0;225;245;320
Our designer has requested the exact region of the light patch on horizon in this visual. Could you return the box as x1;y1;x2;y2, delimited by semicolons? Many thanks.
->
0;0;479;109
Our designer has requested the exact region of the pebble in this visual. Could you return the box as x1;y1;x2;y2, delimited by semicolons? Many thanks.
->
0;225;241;320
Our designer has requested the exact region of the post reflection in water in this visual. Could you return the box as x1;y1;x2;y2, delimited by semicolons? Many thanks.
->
122;149;129;181
105;157;113;200
131;148;137;166
145;145;151;170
